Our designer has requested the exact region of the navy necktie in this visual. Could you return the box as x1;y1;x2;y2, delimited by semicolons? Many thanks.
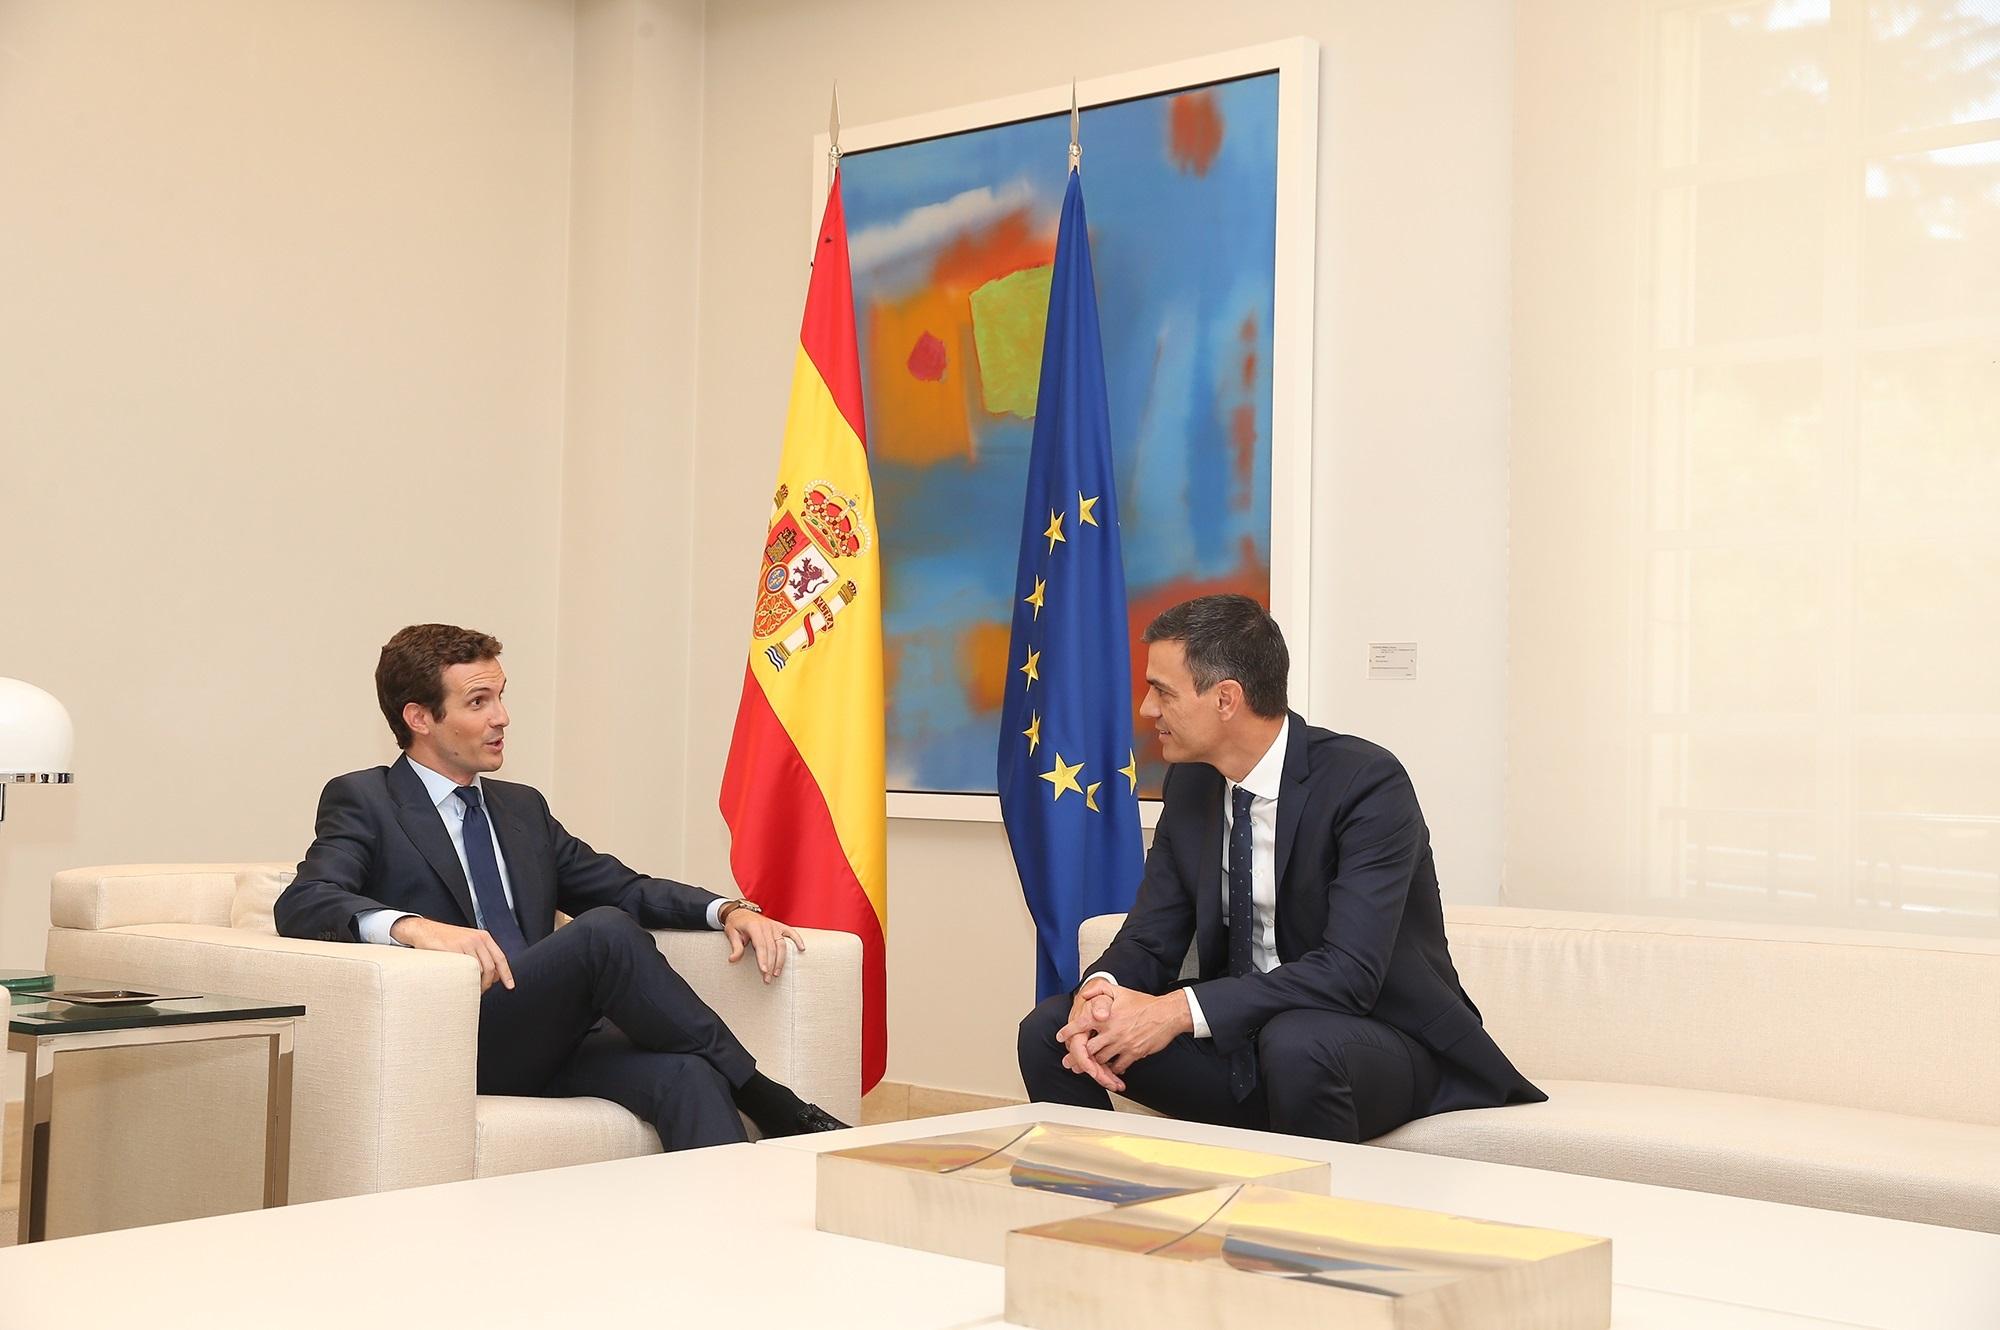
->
1226;783;1259;1100
454;785;528;961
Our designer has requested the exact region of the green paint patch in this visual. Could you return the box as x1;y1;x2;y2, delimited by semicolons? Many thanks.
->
968;265;1054;418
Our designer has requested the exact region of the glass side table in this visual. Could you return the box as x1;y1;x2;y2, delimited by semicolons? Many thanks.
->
8;978;304;1243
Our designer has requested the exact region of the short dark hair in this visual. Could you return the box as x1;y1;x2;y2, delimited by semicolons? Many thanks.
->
1142;594;1289;718
375;624;504;749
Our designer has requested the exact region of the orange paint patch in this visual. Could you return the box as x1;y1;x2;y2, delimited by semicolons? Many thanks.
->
1167;92;1224;176
958;618;1015;715
930;209;1055;293
1241;351;1257;390
865;288;976;467
1230;404;1258;508
883;636;905;701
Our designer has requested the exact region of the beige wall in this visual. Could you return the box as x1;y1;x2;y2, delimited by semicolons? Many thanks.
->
0;0;578;1074
684;0;1515;1096
553;0;707;870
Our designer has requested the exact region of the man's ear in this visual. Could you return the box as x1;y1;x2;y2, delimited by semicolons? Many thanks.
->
403;700;434;739
1214;679;1244;722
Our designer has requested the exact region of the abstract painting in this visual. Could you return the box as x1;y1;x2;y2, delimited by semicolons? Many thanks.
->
824;45;1315;809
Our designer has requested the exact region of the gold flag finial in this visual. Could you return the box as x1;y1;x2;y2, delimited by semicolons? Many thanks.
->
1068;81;1080;172
829;82;842;169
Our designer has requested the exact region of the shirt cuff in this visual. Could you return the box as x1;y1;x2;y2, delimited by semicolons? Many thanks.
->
706;899;727;930
1184;987;1212;1040
1080;970;1117;992
357;909;418;946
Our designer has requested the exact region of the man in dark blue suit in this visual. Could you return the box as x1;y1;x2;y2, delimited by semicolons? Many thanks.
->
1019;596;1543;1142
277;623;845;1148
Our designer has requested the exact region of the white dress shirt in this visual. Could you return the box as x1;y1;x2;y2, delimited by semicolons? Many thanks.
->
356;757;726;944
1086;718;1289;1040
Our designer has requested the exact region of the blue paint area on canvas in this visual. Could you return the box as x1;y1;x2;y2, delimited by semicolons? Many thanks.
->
843;74;1279;794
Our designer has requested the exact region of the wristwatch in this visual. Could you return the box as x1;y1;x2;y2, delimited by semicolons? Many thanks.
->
718;899;765;926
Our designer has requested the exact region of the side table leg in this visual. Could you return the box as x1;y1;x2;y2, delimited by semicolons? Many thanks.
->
263;1022;294;1208
18;1040;55;1244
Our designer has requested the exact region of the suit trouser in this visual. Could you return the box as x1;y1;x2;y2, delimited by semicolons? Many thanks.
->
1018;992;1439;1143
476;906;754;1150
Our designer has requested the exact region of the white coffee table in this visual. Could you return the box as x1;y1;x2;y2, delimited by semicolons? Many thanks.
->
0;1103;1992;1328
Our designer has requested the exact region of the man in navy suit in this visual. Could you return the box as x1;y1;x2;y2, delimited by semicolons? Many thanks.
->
1018;596;1543;1141
277;623;845;1148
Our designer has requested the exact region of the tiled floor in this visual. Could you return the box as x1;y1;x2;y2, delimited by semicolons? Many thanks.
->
860;1082;1024;1124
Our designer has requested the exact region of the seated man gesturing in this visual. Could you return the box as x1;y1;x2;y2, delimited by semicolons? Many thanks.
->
278;623;844;1147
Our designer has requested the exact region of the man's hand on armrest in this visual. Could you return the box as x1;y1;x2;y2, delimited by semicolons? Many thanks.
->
387;916;515;993
720;905;807;985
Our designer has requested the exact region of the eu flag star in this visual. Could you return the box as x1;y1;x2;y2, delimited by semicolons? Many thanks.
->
1077;493;1099;526
1084;781;1102;812
1022;711;1042;754
1044;509;1066;554
1019;646;1041;688
1024;576;1046;620
1039;752;1084;802
1120;749;1138;793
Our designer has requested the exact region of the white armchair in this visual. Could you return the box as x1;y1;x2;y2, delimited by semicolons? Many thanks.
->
35;863;861;1238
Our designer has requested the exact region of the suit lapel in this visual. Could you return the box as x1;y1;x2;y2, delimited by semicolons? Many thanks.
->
1273;713;1310;889
389;756;478;927
483;782;553;943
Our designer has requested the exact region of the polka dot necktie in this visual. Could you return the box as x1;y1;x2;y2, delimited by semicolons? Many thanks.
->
1227;783;1259;1100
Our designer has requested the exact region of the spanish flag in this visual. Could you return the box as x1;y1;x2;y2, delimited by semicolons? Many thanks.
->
720;169;887;1091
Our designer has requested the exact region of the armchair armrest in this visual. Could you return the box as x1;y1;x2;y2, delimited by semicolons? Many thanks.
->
50;862;298;932
42;922;481;1207
651;925;862;1125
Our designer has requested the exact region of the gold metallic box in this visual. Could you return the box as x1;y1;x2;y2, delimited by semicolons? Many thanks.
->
1006;1183;1612;1330
815;1122;1329;1264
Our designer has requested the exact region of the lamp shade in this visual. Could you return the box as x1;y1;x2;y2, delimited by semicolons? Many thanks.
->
0;677;74;780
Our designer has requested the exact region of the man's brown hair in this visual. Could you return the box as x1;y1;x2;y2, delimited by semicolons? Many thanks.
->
375;624;504;750
1141;594;1289;718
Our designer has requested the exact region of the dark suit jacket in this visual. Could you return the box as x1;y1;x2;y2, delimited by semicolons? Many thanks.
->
1087;715;1544;1117
275;755;722;945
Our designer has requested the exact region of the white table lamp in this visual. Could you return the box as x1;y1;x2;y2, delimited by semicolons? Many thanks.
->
0;677;74;992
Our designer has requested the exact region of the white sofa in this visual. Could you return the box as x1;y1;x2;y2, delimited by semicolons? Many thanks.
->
1079;906;2000;1233
34;863;861;1238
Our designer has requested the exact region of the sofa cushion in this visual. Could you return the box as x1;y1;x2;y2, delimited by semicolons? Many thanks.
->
230;866;296;935
474;1095;662;1179
1443;909;2000;1127
1372;1079;2000;1233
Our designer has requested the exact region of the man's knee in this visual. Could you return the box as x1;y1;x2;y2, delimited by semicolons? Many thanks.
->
571;906;651;955
1018;994;1071;1068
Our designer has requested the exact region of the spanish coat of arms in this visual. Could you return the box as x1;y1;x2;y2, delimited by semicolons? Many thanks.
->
752;480;870;672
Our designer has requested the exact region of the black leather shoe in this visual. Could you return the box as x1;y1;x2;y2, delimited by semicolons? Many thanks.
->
763;1102;849;1137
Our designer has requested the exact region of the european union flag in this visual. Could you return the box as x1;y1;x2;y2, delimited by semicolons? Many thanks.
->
998;166;1145;1001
